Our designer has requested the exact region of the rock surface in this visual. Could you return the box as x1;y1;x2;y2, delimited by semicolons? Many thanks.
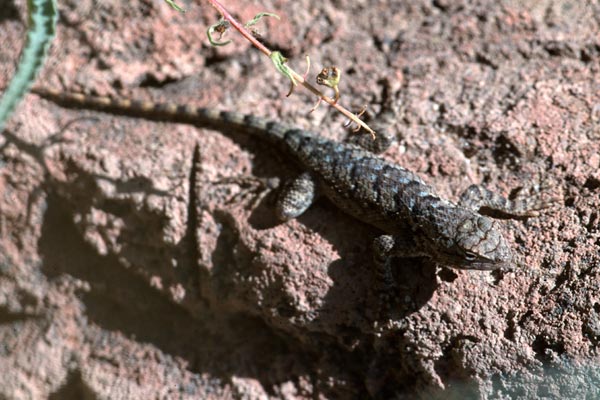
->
1;0;600;398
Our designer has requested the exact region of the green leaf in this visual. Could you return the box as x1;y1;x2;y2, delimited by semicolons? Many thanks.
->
207;19;232;47
0;0;57;131
270;51;296;86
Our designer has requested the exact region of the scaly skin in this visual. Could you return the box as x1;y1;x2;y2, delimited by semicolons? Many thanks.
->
32;87;547;271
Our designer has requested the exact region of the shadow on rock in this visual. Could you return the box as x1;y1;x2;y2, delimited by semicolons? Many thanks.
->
38;193;314;391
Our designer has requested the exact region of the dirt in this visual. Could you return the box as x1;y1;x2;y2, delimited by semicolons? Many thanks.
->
1;0;600;398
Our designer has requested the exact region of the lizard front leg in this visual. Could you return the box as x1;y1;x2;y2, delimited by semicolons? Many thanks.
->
372;233;430;304
275;172;318;221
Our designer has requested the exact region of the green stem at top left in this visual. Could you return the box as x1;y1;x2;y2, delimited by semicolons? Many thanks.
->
0;0;58;131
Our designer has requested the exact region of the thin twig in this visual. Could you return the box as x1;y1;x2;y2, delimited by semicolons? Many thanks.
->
205;0;375;136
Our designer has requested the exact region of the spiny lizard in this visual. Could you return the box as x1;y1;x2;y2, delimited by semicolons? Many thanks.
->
32;88;549;289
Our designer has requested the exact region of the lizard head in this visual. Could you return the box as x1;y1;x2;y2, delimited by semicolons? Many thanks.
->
450;214;513;270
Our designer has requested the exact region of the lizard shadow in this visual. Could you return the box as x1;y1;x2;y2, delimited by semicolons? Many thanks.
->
220;136;439;321
38;192;325;395
5;121;332;394
297;205;439;322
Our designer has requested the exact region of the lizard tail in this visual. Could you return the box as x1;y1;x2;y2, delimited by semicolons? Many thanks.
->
31;87;290;142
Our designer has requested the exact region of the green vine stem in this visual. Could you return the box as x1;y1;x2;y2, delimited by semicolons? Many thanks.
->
0;0;58;131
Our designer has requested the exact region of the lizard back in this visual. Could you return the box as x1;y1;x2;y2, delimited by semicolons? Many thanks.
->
279;128;460;234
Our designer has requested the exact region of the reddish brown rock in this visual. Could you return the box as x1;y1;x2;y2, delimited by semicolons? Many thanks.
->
2;0;600;398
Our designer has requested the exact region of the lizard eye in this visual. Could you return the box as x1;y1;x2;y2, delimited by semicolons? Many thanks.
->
464;251;479;261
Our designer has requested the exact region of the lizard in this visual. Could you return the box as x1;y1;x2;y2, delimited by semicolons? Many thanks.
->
31;87;550;293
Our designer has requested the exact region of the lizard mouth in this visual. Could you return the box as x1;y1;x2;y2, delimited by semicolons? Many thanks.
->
450;258;512;271
468;261;508;271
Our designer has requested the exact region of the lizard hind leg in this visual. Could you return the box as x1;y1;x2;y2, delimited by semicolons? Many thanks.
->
372;235;398;293
459;184;554;218
275;172;318;221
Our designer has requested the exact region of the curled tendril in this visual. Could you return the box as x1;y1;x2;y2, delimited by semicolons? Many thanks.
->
246;13;280;41
287;55;310;97
301;56;311;80
207;19;232;46
244;12;280;27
